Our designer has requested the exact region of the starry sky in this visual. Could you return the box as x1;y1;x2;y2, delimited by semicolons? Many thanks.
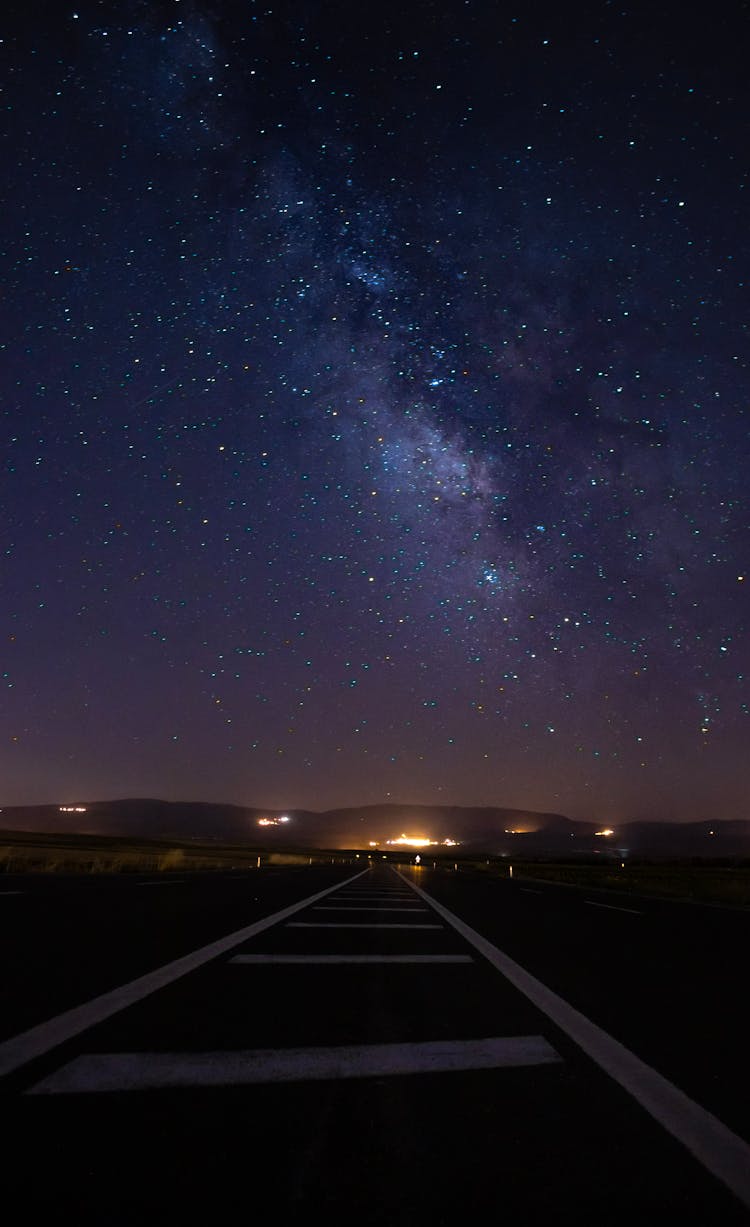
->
2;1;748;821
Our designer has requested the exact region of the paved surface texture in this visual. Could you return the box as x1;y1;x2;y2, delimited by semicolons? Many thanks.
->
2;863;749;1224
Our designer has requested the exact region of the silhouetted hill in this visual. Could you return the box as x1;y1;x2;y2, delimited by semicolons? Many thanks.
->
1;798;748;857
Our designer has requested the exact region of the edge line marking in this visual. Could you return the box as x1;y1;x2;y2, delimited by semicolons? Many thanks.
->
396;870;750;1210
0;868;369;1078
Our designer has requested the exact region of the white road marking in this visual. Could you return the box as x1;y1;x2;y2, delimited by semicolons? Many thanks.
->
520;888;543;895
327;898;415;903
0;890;24;896
137;880;187;887
311;905;429;912
397;871;750;1211
27;1035;561;1094
0;868;370;1078
229;954;474;965
286;922;443;929
585;900;642;915
331;893;413;899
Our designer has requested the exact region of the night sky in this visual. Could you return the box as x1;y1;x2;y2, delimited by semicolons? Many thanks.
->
2;1;748;821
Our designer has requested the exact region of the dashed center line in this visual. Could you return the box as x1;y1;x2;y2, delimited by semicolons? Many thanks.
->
287;922;443;929
27;1035;562;1095
137;880;187;887
229;954;474;965
585;901;643;915
311;905;429;912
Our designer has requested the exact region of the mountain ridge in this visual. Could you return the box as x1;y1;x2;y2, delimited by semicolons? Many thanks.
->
1;798;748;856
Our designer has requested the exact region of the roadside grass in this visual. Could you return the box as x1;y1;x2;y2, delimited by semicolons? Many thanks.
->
0;830;341;875
5;832;747;906
503;860;750;907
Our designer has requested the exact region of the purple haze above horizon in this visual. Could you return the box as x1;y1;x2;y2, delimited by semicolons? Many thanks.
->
1;1;748;823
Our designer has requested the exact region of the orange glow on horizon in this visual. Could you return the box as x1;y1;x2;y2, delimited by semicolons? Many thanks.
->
385;834;459;848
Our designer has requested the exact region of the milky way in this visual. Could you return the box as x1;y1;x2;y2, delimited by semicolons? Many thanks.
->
2;1;748;820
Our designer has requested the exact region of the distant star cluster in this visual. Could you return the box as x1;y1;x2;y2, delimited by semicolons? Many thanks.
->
2;1;747;820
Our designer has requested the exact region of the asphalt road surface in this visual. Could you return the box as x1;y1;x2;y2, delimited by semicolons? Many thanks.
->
2;862;749;1225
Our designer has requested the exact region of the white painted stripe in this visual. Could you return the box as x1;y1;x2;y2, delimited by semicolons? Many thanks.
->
331;893;413;899
229;954;474;965
287;922;443;929
396;871;750;1211
585;901;642;916
311;906;429;912
0;868;369;1079
27;1035;561;1094
0;890;23;896
520;888;542;895
137;880;187;887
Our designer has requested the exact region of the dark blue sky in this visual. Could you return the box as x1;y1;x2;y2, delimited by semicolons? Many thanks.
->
2;0;748;821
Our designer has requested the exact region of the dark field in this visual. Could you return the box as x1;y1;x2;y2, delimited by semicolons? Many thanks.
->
2;828;749;908
505;860;750;907
0;829;346;875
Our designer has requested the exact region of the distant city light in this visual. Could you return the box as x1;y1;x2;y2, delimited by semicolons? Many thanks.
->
59;805;87;813
385;834;459;848
257;815;291;827
595;828;614;836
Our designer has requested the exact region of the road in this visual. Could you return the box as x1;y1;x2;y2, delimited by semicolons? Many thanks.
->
1;862;749;1224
